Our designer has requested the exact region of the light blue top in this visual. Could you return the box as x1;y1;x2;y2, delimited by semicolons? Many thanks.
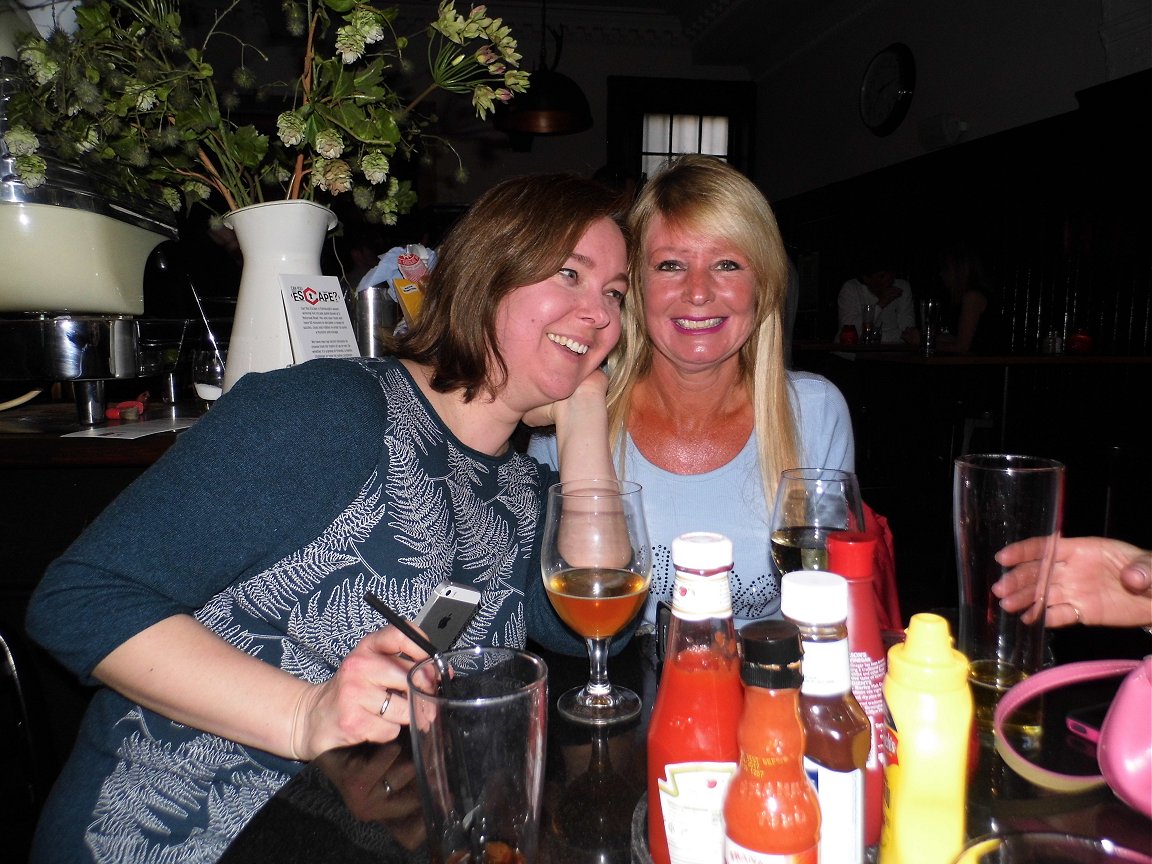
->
527;370;855;631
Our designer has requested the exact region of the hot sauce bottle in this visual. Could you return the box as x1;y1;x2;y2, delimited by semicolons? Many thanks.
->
723;620;820;863
647;532;743;864
827;531;888;860
782;570;870;864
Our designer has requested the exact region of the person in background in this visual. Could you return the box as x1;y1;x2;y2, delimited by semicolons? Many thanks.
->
837;250;918;344
994;536;1152;628
935;238;1005;353
530;155;856;631
24;172;630;863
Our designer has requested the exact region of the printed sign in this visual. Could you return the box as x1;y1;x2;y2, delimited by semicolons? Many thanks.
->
280;274;360;362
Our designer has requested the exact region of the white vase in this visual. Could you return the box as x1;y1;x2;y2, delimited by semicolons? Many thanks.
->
221;199;337;393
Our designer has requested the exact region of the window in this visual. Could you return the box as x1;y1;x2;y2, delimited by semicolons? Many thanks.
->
606;76;755;182
641;114;730;178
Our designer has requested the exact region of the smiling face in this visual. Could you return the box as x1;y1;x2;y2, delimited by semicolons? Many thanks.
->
640;213;759;375
494;217;628;411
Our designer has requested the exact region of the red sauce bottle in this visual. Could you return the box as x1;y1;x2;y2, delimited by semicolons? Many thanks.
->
647;532;743;864
827;531;888;859
723;620;820;863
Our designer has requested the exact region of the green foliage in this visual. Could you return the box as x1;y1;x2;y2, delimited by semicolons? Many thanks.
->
2;0;528;222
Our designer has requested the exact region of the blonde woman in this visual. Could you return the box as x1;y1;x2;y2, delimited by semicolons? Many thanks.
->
531;155;855;629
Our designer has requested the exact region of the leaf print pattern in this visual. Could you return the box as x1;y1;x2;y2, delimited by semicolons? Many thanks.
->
85;710;287;864
80;359;554;860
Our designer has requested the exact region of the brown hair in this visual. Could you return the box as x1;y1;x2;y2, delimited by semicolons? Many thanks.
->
393;173;626;400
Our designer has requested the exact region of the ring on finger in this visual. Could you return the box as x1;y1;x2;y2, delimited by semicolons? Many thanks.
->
382;776;393;795
380;688;398;716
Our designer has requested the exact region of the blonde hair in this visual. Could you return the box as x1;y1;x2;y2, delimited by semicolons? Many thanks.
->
606;155;799;505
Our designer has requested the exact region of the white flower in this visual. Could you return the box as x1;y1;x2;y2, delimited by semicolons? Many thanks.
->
361;151;390;185
315;130;345;160
335;26;366;63
276;111;306;147
2;125;39;157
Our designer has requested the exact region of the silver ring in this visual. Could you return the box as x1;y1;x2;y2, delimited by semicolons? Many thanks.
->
379;688;395;716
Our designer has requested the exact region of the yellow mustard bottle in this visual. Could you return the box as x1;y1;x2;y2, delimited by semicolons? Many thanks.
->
878;612;972;864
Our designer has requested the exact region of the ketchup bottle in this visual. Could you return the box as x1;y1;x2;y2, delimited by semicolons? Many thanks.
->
647;532;743;864
827;531;888;859
723;620;820;863
782;570;870;864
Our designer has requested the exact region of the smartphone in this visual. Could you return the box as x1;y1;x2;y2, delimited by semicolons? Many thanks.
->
412;581;482;653
1065;700;1110;745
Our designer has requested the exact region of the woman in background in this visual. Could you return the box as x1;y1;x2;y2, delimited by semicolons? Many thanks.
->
937;238;1004;353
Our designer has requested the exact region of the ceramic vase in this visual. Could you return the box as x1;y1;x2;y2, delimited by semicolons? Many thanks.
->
221;199;337;393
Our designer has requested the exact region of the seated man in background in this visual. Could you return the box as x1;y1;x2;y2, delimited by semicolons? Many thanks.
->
837;252;918;344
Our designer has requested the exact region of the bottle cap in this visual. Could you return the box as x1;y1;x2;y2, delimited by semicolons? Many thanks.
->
826;531;876;581
737;620;803;688
781;570;848;625
888;612;969;692
671;532;733;572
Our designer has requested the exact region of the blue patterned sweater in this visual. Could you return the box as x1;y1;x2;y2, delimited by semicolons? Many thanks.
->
25;356;572;863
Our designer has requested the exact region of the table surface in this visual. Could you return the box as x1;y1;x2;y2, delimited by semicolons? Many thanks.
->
0;401;201;466
216;639;1152;864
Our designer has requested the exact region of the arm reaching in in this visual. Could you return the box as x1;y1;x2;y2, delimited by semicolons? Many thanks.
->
92;614;429;762
993;536;1152;628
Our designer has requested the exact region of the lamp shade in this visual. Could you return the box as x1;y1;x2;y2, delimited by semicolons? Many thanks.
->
495;68;592;135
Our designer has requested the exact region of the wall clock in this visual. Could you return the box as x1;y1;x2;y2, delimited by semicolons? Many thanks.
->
859;42;916;137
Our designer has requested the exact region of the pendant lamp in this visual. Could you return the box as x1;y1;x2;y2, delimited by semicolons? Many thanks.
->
495;0;592;136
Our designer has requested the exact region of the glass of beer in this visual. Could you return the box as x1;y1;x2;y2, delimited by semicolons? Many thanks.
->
541;479;651;725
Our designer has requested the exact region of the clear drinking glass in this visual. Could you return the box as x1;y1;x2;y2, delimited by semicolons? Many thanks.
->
540;479;651;725
953;832;1152;864
769;468;865;574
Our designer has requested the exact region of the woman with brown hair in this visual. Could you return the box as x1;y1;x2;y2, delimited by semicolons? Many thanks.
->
26;172;630;862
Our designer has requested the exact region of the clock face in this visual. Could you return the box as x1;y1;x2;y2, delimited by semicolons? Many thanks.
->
860;43;915;136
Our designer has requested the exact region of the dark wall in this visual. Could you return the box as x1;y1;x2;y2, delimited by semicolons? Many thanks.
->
775;70;1151;356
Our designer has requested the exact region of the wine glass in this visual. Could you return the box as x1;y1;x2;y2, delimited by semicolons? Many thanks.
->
192;318;230;405
769;468;865;574
541;479;651;725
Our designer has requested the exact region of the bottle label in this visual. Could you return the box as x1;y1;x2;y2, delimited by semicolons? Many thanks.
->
657;761;737;864
724;838;818;863
671;571;734;621
798;639;851;695
850;649;887;769
882;710;900;767
803;758;864;864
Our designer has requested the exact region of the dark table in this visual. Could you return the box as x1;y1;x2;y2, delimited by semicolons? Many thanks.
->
218;640;654;864
217;637;1152;863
